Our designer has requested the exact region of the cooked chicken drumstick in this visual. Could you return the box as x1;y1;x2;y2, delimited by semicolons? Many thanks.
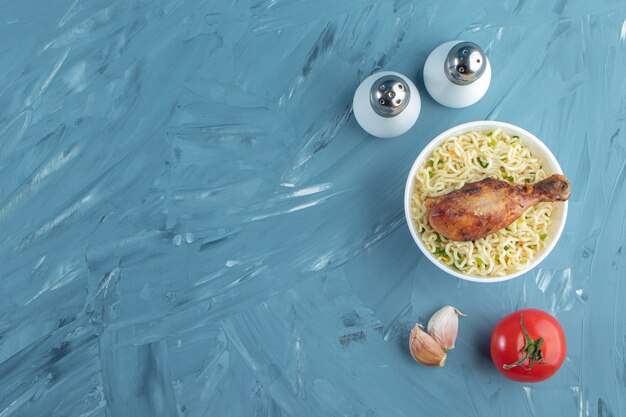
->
425;174;570;242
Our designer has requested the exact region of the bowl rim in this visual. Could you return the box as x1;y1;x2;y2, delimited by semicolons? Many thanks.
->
403;120;568;283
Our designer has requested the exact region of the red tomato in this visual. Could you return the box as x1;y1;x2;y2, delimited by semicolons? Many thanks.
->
490;309;566;382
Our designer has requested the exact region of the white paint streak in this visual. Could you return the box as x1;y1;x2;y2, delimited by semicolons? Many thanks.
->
26;258;83;305
308;252;333;271
496;26;504;40
289;182;332;198
0;145;80;221
521;386;536;416
535;268;553;293
535;268;575;314
33;145;80;184
251;197;327;221
64;61;88;92
58;0;80;28
29;191;95;241
26;48;70;107
570;386;583;417
31;255;47;273
97;267;121;297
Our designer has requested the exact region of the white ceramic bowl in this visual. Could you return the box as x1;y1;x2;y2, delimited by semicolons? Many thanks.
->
404;121;568;283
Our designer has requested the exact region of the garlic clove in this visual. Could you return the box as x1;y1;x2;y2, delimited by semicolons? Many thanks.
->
427;305;466;351
409;324;447;367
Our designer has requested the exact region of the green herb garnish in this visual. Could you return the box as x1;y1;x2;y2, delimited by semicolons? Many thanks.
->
435;235;443;243
428;170;434;178
504;245;510;251
512;135;519;140
475;258;484;266
489;138;496;147
540;233;547;241
507;176;515;182
477;157;488;169
487;131;493;136
428;159;434;167
434;247;447;256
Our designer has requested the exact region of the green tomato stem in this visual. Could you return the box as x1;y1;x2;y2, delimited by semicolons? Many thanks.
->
502;313;547;371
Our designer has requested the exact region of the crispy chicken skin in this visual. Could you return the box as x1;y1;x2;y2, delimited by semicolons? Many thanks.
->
425;174;570;242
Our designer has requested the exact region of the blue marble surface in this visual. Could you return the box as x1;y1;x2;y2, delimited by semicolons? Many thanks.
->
1;0;626;416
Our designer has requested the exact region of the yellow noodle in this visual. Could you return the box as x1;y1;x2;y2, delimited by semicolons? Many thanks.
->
411;129;552;277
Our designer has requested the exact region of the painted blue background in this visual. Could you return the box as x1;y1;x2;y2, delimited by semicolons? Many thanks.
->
1;0;625;416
